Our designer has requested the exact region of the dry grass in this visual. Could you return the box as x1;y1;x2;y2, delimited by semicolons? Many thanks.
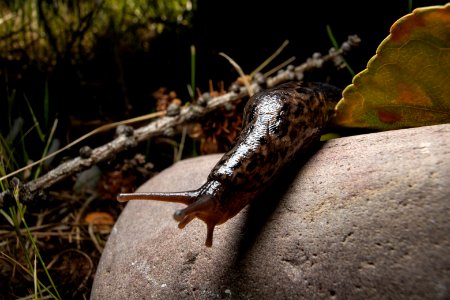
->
0;188;125;299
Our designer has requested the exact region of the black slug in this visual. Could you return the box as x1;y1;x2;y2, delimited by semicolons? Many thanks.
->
118;81;342;246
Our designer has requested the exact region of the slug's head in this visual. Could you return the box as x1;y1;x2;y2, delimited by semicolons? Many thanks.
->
118;180;234;247
173;180;234;247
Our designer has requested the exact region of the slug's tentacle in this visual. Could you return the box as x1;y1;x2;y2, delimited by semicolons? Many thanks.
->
177;214;195;229
174;198;219;246
206;223;215;247
117;191;198;205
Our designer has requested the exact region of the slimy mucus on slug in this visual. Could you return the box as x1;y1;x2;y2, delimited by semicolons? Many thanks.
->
117;81;342;247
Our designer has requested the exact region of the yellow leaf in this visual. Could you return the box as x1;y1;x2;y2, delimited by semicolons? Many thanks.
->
334;4;450;130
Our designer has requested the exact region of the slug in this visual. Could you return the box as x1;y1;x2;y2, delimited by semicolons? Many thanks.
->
118;81;341;246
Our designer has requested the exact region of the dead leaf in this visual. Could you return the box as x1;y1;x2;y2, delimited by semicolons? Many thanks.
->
85;212;114;233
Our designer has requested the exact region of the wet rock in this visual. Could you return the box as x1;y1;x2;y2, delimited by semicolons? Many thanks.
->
92;124;450;299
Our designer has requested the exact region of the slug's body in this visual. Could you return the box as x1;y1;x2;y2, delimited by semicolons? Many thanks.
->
118;81;341;246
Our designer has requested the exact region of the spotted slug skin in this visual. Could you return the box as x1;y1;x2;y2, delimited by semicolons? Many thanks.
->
118;81;341;246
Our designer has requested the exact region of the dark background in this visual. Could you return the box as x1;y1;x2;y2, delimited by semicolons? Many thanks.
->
1;0;446;121
156;0;446;97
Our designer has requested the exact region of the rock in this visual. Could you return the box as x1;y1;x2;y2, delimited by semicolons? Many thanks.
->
91;124;450;300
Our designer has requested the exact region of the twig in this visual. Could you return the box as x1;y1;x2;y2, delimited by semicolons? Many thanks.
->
0;35;360;204
0;111;165;182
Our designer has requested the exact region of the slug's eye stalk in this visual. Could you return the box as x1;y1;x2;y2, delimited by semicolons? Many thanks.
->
117;180;228;247
174;207;215;247
171;189;226;247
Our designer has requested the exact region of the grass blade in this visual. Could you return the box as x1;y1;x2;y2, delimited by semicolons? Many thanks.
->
34;118;58;179
24;95;45;142
34;254;38;300
44;80;49;128
190;45;196;100
326;25;355;77
23;216;62;300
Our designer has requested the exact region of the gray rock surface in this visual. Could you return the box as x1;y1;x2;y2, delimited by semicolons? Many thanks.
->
91;124;450;300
